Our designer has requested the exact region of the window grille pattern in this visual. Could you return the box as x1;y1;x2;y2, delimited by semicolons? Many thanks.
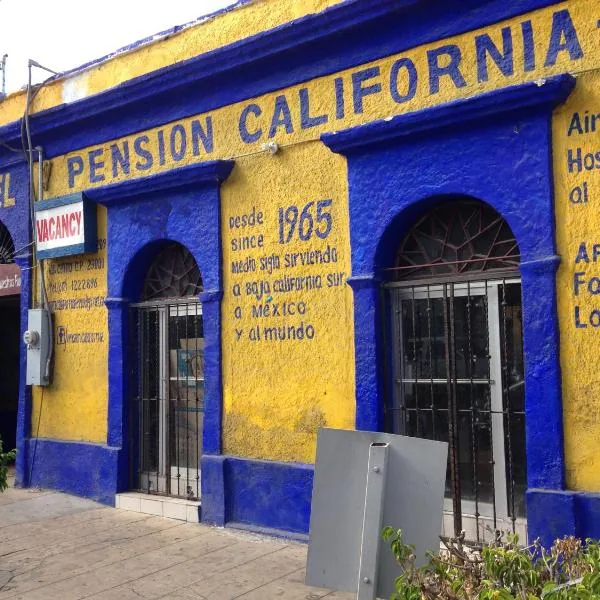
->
394;201;520;280
142;243;202;300
0;221;15;264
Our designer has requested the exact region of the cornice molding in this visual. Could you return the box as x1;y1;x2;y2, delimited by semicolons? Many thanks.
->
84;159;234;207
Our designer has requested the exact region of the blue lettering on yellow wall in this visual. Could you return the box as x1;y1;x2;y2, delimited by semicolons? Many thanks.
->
544;9;583;67
134;135;153;171
191;118;214;155
521;21;536;72
390;58;418;104
239;104;262;143
268;95;294;138
299;88;328;129
427;44;467;94
334;77;345;120
158;129;166;165
110;142;130;178
475;27;514;82
64;8;586;188
351;67;382;114
170;124;187;161
67;118;215;187
88;149;105;183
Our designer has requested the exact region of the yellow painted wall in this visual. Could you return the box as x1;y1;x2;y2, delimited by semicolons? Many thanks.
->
221;145;354;462
31;208;108;442
554;72;600;491
28;0;600;478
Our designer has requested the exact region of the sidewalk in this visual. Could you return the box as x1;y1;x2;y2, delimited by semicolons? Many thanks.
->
0;475;353;600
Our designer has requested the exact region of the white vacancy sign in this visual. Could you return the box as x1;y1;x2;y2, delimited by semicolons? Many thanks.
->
34;193;96;259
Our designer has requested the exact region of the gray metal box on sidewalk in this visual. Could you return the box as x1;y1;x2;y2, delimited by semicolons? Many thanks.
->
306;428;447;599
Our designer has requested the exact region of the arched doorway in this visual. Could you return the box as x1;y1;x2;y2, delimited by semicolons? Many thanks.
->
383;199;526;543
0;221;19;454
130;243;204;500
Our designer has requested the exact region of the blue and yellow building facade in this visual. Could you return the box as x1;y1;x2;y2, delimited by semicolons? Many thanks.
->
2;0;600;545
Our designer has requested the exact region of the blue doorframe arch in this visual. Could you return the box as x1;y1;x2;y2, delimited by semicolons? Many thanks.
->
322;75;585;546
87;160;234;510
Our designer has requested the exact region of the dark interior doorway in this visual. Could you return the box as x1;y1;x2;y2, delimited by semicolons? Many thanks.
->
0;295;20;452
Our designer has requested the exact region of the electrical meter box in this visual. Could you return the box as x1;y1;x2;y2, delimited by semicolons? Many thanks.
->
24;309;51;386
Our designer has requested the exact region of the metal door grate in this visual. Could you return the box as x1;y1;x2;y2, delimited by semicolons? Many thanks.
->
131;300;204;500
384;278;526;542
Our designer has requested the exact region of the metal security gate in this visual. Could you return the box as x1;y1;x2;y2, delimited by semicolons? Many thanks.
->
384;200;526;543
131;300;204;499
130;243;204;500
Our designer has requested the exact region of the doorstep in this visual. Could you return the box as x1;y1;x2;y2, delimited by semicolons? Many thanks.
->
115;492;201;523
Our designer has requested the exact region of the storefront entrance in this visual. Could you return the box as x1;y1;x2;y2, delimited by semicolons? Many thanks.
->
384;200;526;543
0;295;20;452
0;222;19;454
130;243;204;500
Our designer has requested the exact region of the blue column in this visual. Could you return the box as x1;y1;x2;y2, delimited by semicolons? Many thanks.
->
199;289;223;456
15;256;31;487
199;288;224;525
521;256;576;546
520;256;564;490
105;297;130;492
347;274;384;432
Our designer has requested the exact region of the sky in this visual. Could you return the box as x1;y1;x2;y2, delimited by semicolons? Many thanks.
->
0;0;235;94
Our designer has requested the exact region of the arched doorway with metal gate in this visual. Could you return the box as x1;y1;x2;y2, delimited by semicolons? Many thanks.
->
130;242;205;500
382;198;526;543
321;76;574;546
0;220;20;454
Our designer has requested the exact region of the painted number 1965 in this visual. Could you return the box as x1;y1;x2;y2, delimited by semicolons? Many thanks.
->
278;199;333;244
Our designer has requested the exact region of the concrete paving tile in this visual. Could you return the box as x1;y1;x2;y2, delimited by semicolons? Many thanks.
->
0;493;103;528
173;545;307;600
0;518;186;590
0;523;211;598
234;568;331;600
0;506;113;543
83;586;152;600
8;530;239;600
0;486;345;600
157;588;207;600
0;488;53;506
121;538;288;599
4;514;174;567
5;551;190;600
0;508;151;551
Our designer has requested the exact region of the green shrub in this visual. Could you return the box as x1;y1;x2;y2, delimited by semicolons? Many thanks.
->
0;436;16;492
383;526;600;599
